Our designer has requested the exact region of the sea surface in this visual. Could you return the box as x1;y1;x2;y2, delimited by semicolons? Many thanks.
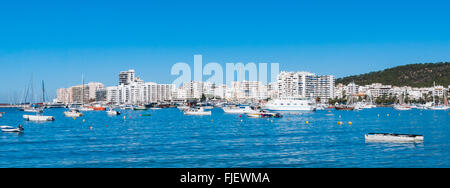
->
0;107;449;168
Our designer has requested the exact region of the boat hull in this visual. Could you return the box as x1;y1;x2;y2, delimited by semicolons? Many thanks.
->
365;133;424;143
23;115;55;121
184;111;211;115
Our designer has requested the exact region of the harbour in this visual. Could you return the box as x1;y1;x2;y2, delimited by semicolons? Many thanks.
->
0;107;448;168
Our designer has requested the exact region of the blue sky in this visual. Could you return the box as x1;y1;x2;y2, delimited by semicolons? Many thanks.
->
1;0;450;102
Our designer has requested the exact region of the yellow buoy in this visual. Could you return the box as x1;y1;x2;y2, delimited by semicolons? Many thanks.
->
348;121;352;125
387;114;390;117
211;119;214;122
306;121;309;124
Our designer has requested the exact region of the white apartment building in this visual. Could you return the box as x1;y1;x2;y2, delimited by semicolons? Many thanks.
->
119;69;136;85
277;71;335;102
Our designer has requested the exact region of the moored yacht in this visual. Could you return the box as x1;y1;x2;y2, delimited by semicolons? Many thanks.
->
106;109;121;116
263;98;315;111
64;109;83;117
184;107;211;115
23;106;44;113
222;105;258;114
246;110;282;118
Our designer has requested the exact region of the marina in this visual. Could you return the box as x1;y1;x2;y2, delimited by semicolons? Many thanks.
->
0;106;448;168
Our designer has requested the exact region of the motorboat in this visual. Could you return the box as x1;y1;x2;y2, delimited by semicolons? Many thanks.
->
222;105;258;114
150;107;162;110
64;109;83;117
365;133;424;143
246;110;283;118
23;114;55;121
1;125;24;133
106;109;121;116
184;107;211;115
263;98;315;111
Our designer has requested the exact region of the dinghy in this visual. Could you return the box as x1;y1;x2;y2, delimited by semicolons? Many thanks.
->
365;133;424;143
1;125;24;133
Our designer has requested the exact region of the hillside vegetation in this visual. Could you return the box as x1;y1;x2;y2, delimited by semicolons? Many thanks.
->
336;62;450;87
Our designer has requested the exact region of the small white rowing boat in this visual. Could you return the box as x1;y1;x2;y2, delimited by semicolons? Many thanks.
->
365;133;424;143
1;125;24;133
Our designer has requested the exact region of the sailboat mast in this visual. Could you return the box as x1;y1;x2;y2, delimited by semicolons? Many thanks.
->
42;80;45;103
82;73;84;105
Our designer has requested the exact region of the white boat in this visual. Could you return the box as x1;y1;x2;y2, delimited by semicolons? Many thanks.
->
78;106;94;111
150;107;162;110
427;106;449;110
23;107;43;113
177;106;190;110
246;110;282;118
23;114;55;121
222;105;258;114
359;102;376;109
393;105;412;111
365;133;424;143
64;110;83;117
263;98;315;111
314;103;328;110
184;107;211;115
106;109;121;116
1;125;24;133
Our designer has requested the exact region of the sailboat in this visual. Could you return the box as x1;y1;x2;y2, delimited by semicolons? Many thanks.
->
21;75;44;113
77;74;93;112
335;94;357;110
393;92;411;111
427;82;449;110
23;80;55;121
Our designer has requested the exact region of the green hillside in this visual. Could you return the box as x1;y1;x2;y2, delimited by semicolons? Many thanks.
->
336;62;450;87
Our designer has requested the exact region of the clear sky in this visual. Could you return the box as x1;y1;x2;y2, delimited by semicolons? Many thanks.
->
1;0;450;102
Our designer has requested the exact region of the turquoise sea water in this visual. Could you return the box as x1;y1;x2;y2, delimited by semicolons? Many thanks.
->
0;107;448;168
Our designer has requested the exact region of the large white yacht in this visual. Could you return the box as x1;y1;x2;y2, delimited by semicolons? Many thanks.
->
263;98;315;111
